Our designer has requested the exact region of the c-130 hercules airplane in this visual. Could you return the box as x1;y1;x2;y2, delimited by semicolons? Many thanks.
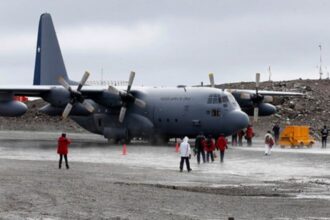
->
0;14;302;144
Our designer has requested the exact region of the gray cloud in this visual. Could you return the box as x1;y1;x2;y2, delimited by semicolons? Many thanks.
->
0;0;330;86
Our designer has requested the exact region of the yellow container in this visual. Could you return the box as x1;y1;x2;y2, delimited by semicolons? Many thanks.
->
279;126;315;148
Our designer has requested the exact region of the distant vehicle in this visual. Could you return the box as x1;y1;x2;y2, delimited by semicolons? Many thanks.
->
279;126;315;148
0;13;302;144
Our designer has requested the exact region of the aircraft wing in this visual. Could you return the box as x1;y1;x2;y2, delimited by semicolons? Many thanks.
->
227;89;303;96
0;85;107;97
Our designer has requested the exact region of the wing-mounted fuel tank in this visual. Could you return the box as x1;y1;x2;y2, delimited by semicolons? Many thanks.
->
0;93;27;116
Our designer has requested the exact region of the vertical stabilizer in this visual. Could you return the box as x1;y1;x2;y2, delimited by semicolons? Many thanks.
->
33;13;69;85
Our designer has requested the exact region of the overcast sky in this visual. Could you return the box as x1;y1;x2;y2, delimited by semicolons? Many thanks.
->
0;0;330;86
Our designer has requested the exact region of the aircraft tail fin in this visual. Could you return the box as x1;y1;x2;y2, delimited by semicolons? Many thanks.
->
33;13;70;85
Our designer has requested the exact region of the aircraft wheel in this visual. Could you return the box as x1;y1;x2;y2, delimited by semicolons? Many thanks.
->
107;138;116;145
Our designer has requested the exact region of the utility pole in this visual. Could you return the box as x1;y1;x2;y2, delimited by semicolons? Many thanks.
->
319;44;323;80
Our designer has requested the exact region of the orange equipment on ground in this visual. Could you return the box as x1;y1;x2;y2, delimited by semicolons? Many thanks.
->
279;125;315;148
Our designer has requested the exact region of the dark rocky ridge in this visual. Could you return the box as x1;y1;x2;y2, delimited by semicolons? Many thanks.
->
0;79;328;139
219;79;330;139
0;100;86;133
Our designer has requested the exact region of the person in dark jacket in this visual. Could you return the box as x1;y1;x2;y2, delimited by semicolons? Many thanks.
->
321;125;329;148
231;132;238;146
238;130;245;146
272;123;280;145
194;132;206;164
57;133;71;169
216;134;227;163
204;135;215;162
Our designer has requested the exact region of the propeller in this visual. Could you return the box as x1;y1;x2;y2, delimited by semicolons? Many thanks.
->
108;71;146;123
58;71;95;119
252;73;262;122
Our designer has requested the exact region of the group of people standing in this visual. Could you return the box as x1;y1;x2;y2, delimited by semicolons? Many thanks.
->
194;133;227;164
232;124;255;147
179;133;228;172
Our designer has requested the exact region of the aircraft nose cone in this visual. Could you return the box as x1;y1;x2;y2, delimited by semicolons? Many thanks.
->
228;110;249;131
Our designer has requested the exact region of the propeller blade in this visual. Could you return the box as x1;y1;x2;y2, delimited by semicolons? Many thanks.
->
119;107;127;123
62;103;73;119
108;85;120;95
209;73;215;87
58;76;71;90
253;107;259;122
82;100;95;112
134;98;146;108
256;73;260;89
127;71;135;92
77;71;90;91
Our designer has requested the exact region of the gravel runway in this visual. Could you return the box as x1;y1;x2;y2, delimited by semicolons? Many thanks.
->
0;132;330;219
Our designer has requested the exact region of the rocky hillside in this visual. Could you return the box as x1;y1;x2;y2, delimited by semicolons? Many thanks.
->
220;79;330;139
0;79;328;139
0;100;86;133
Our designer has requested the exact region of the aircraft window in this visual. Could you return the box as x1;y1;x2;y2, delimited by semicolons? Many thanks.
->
212;96;218;103
211;109;220;117
227;93;238;106
166;118;170;122
158;118;162;122
175;118;178;122
221;95;229;103
207;94;222;104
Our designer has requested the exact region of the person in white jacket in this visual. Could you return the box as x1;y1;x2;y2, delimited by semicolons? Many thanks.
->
179;136;192;172
264;131;275;156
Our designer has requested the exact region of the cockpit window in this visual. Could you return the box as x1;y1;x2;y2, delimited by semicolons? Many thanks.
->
227;93;238;107
221;95;229;103
207;94;222;104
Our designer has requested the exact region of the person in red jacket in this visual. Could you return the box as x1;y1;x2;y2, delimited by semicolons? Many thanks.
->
57;133;71;169
204;135;215;162
245;125;254;146
216;134;227;163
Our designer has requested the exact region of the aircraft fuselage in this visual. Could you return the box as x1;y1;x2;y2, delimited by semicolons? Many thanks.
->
71;86;249;142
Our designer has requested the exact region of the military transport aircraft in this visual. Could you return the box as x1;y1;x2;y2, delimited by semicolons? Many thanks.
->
0;13;302;144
